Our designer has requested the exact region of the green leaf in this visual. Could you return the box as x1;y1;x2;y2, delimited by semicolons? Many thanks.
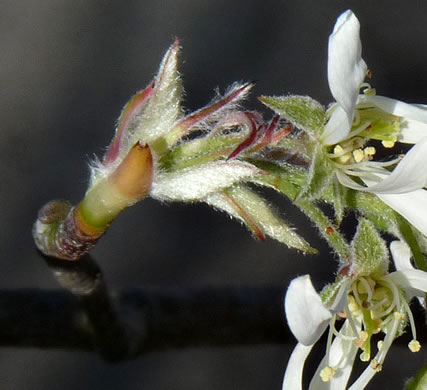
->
351;218;389;277
205;185;317;253
405;364;427;390
259;95;325;138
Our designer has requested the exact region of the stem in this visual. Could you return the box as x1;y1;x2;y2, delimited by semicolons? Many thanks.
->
33;143;153;261
296;199;351;262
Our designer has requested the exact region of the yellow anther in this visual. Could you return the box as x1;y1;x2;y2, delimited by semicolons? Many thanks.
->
382;140;396;148
370;359;383;372
320;366;336;382
333;145;352;164
359;331;369;342
372;320;382;334
394;312;406;321
364;146;376;156
333;145;343;154
353;149;364;163
360;351;370;362
408;340;421;353
377;340;384;351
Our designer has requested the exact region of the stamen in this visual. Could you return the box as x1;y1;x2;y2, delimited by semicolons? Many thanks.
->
377;340;384;350
333;156;402;172
344;303;360;337
354;330;368;348
370;359;382;372
345;121;371;140
324;315;336;365
375;279;400;318
320;366;336;382
364;147;376;157
408;340;421;353
353;149;364;163
394;312;405;321
368;297;388;311
382;139;396;148
351;283;362;307
360;351;370;362
377;304;402;364
358;277;374;302
401;298;418;344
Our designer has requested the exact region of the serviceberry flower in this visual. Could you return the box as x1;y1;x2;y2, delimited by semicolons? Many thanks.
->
261;10;427;236
283;220;427;389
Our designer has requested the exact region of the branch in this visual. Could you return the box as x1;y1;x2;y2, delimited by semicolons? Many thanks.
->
0;286;290;358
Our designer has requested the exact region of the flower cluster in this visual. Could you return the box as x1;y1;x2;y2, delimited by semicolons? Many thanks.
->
283;222;427;389
261;10;427;237
276;10;427;390
33;7;427;389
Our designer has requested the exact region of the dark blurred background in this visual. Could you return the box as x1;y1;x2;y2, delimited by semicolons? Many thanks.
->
1;0;426;389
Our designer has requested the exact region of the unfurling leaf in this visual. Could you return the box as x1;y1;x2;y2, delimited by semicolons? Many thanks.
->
259;95;325;137
205;185;316;253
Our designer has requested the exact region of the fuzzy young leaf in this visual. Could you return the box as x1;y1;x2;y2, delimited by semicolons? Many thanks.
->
351;218;388;277
259;95;325;137
205;185;316;253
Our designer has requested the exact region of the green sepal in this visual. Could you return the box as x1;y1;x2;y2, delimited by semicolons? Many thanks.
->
346;191;427;271
351;218;388;277
332;179;348;224
299;145;334;200
255;167;351;261
320;278;348;306
259;95;325;138
405;364;427;390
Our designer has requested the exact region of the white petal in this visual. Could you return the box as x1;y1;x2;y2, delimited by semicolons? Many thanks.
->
328;278;354;313
327;10;367;121
285;275;332;346
361;137;427;193
309;320;361;390
363;95;427;123
151;161;259;201
399;118;427;144
375;189;427;236
336;170;372;191
323;105;354;145
389;240;413;271
387;269;427;295
282;343;313;390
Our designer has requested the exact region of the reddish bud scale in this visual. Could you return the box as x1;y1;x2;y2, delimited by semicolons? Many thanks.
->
170;83;253;144
104;82;155;165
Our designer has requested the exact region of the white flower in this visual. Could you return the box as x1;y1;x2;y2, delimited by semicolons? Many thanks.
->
283;245;427;390
323;10;427;236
